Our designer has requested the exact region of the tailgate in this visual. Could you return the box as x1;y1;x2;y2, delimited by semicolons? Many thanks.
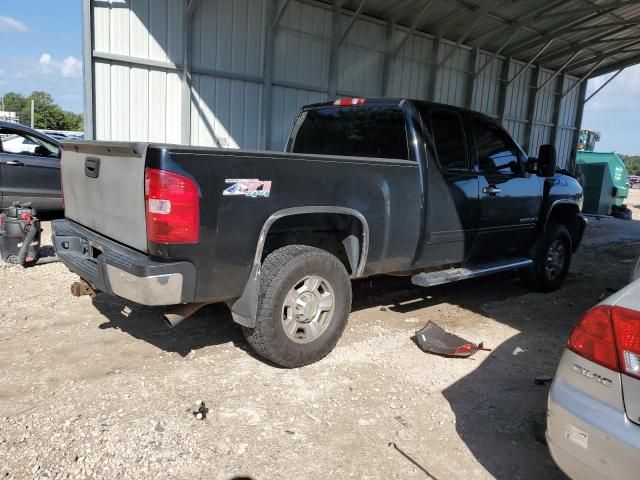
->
60;141;149;252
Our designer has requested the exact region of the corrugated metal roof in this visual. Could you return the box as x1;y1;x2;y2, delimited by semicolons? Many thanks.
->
339;0;640;77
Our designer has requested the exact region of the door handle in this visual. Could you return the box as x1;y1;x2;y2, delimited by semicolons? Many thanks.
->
5;160;24;166
483;185;501;195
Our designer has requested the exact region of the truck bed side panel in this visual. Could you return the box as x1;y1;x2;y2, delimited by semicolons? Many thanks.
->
149;148;422;303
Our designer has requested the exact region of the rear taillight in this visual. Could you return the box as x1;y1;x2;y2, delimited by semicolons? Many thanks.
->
568;304;640;379
145;168;199;244
612;306;640;380
333;97;365;106
568;305;619;371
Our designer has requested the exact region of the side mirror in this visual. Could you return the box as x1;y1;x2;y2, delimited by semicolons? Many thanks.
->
34;145;50;157
537;144;557;177
526;157;538;174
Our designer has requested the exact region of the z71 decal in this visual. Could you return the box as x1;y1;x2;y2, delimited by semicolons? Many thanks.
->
223;179;272;198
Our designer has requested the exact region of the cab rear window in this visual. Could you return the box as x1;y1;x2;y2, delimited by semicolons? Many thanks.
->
288;106;409;160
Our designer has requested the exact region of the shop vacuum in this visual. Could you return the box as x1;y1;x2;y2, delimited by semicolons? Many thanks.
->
0;203;43;267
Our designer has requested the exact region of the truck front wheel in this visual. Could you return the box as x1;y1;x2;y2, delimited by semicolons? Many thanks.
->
528;223;573;292
243;245;352;368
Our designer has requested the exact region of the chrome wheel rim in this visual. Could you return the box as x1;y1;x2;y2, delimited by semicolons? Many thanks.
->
545;239;566;280
281;275;335;344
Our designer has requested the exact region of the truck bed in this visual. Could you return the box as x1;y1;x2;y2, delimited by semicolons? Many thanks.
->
58;141;422;304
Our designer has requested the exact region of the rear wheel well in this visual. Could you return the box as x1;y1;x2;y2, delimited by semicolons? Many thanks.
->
261;213;365;276
548;204;581;251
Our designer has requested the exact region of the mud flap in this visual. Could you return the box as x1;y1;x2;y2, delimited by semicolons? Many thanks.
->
228;264;260;328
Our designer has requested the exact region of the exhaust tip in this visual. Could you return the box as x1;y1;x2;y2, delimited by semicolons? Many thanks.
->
163;302;208;328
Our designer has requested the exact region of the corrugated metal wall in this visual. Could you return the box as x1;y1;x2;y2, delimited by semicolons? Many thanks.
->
87;0;585;168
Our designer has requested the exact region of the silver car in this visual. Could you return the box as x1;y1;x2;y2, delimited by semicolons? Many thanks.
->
547;266;640;479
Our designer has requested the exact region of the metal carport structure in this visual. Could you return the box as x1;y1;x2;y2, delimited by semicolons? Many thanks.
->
82;0;640;169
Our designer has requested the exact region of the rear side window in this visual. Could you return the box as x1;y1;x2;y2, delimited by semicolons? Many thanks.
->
429;110;468;170
288;106;409;160
472;117;521;174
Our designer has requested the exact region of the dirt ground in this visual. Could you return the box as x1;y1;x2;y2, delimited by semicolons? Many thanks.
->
2;190;640;480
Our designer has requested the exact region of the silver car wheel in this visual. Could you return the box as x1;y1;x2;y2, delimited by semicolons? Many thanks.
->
282;275;335;344
545;239;566;280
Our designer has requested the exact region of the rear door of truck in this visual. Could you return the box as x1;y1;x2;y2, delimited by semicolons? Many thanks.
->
60;141;149;252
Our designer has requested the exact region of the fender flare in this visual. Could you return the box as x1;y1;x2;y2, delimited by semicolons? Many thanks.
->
228;207;369;328
545;199;581;226
543;200;587;251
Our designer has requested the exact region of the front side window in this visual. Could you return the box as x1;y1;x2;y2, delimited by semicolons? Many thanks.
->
289;106;409;160
429;109;468;170
472;117;521;175
0;128;59;158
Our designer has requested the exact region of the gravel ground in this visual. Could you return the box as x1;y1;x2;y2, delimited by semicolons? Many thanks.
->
1;189;640;480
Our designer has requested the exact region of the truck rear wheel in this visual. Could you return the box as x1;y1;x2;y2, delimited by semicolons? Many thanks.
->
527;223;572;292
243;245;352;368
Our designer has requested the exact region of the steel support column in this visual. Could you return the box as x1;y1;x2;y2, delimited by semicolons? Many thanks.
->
381;21;394;96
261;0;290;149
497;57;512;125
466;47;479;108
569;82;588;174
328;0;342;98
180;0;198;145
549;73;565;148
427;35;440;101
525;65;541;153
82;0;95;140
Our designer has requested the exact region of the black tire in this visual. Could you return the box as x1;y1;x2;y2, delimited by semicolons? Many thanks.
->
527;223;573;292
631;257;640;282
243;245;352;368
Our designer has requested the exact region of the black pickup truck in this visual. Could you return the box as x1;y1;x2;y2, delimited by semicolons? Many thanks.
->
53;98;585;367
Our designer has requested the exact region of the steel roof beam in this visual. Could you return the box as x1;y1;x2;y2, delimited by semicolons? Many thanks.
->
469;0;565;46
390;0;434;58
335;0;368;47
436;0;503;68
385;0;418;22
536;50;582;91
563;20;640;33
535;0;636;22
506;40;554;86
595;34;640;42
561;59;605;98
270;0;293;31
537;21;640;64
505;7;622;58
584;68;625;102
473;29;519;78
568;37;640;70
591;52;640;75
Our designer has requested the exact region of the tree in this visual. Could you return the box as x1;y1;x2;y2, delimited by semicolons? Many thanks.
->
1;90;83;131
620;154;640;176
1;92;27;114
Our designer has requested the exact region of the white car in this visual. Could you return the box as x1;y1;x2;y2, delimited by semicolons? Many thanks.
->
547;264;640;479
1;133;39;154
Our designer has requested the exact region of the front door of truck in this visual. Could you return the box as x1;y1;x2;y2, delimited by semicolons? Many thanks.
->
416;107;480;266
470;115;540;258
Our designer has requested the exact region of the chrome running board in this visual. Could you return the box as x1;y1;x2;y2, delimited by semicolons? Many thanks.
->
411;258;533;288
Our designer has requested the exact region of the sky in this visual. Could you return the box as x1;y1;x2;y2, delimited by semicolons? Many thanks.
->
0;1;83;113
0;1;639;153
582;67;640;156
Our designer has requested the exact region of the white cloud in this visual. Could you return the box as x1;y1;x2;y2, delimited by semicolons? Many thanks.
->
0;16;27;32
39;53;82;78
586;66;640;112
